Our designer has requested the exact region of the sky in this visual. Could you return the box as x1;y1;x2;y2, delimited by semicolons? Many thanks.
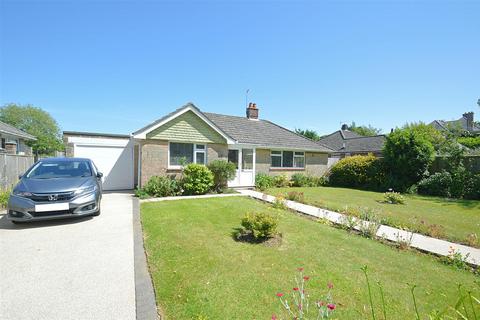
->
0;0;479;136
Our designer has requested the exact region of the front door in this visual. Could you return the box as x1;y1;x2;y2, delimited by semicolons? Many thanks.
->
227;148;255;187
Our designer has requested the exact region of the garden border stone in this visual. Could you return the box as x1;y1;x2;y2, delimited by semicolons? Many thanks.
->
239;189;480;267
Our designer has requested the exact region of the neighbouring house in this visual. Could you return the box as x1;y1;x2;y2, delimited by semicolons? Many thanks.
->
0;121;36;189
430;112;480;134
64;103;333;190
0;120;36;155
317;124;386;158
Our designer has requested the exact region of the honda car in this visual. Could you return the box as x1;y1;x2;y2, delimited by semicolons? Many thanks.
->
7;157;103;223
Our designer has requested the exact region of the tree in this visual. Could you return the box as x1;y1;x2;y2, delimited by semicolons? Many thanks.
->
295;128;320;141
0;103;64;155
383;123;439;191
348;122;382;136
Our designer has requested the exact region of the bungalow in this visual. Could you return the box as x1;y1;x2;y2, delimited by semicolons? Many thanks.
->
132;103;333;188
0;120;36;155
318;124;386;158
64;103;333;190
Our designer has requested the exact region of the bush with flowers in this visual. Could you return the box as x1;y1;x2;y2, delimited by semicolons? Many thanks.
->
272;268;336;320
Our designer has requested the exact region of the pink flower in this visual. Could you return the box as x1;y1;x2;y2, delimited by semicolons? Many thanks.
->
271;315;278;320
327;303;336;310
298;303;303;310
297;267;304;272
303;276;310;281
328;282;334;289
276;293;284;297
293;287;299;291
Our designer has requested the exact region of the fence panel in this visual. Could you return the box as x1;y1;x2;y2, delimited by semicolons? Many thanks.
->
0;154;35;190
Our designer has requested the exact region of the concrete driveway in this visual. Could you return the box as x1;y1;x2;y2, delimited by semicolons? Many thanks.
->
0;192;136;320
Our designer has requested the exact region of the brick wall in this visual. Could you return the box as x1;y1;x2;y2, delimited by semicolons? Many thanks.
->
255;148;328;177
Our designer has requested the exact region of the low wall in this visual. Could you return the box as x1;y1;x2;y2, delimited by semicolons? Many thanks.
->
0;154;34;190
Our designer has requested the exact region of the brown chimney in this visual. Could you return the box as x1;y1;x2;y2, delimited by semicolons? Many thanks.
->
463;112;474;131
246;102;259;120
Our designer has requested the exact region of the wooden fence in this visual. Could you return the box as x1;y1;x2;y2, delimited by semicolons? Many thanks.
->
0;154;34;190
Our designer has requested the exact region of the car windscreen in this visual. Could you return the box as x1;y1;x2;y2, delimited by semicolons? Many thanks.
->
26;160;93;179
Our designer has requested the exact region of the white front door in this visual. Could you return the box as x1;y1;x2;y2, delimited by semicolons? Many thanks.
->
227;148;255;187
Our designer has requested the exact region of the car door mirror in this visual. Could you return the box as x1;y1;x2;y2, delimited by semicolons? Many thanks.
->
96;172;103;179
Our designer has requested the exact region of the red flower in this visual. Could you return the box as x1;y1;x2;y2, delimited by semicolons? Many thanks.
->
297;267;304;272
303;276;310;281
327;303;336;310
328;282;334;289
293;287;299;291
271;315;278;320
276;293;284;297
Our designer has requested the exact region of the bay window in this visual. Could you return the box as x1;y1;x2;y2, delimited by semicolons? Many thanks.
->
169;142;206;167
270;150;305;168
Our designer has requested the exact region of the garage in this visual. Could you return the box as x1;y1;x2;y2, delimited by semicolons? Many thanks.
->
63;132;135;191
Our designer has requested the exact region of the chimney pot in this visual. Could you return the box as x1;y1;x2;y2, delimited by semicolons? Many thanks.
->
341;124;348;131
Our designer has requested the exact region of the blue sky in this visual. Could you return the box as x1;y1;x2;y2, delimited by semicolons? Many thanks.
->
1;0;479;135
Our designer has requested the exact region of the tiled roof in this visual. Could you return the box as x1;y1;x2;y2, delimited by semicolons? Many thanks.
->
133;103;332;152
318;130;385;153
0;120;36;140
204;112;332;152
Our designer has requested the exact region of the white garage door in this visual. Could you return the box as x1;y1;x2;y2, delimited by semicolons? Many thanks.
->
70;137;134;191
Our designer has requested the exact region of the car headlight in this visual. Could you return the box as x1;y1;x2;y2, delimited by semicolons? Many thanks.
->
13;190;32;197
74;185;97;196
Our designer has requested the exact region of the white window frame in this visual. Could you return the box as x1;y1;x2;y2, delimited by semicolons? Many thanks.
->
168;142;207;169
270;150;305;169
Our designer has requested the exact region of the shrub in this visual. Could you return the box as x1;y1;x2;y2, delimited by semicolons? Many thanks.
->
383;124;439;191
382;191;405;204
285;191;304;203
182;163;214;195
239;211;279;240
207;160;236;192
142;175;181;197
417;171;452;197
272;196;287;210
464;174;480;200
291;173;327;187
255;173;275;191
0;188;10;208
328;154;385;190
273;174;290;187
457;136;480;149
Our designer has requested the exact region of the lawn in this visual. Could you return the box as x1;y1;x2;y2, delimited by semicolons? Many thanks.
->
141;197;479;320
267;186;480;246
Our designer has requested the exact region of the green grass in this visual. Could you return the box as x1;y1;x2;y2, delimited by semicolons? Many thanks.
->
141;197;479;320
267;186;480;246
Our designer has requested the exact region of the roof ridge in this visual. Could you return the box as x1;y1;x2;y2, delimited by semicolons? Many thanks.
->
344;134;386;140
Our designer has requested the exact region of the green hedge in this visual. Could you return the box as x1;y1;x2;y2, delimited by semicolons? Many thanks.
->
328;154;386;190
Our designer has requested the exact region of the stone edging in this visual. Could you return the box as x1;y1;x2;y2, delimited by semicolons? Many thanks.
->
132;197;160;320
238;190;480;267
139;193;248;203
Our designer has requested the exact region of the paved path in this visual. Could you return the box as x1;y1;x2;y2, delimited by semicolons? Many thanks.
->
239;189;480;266
0;192;136;320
